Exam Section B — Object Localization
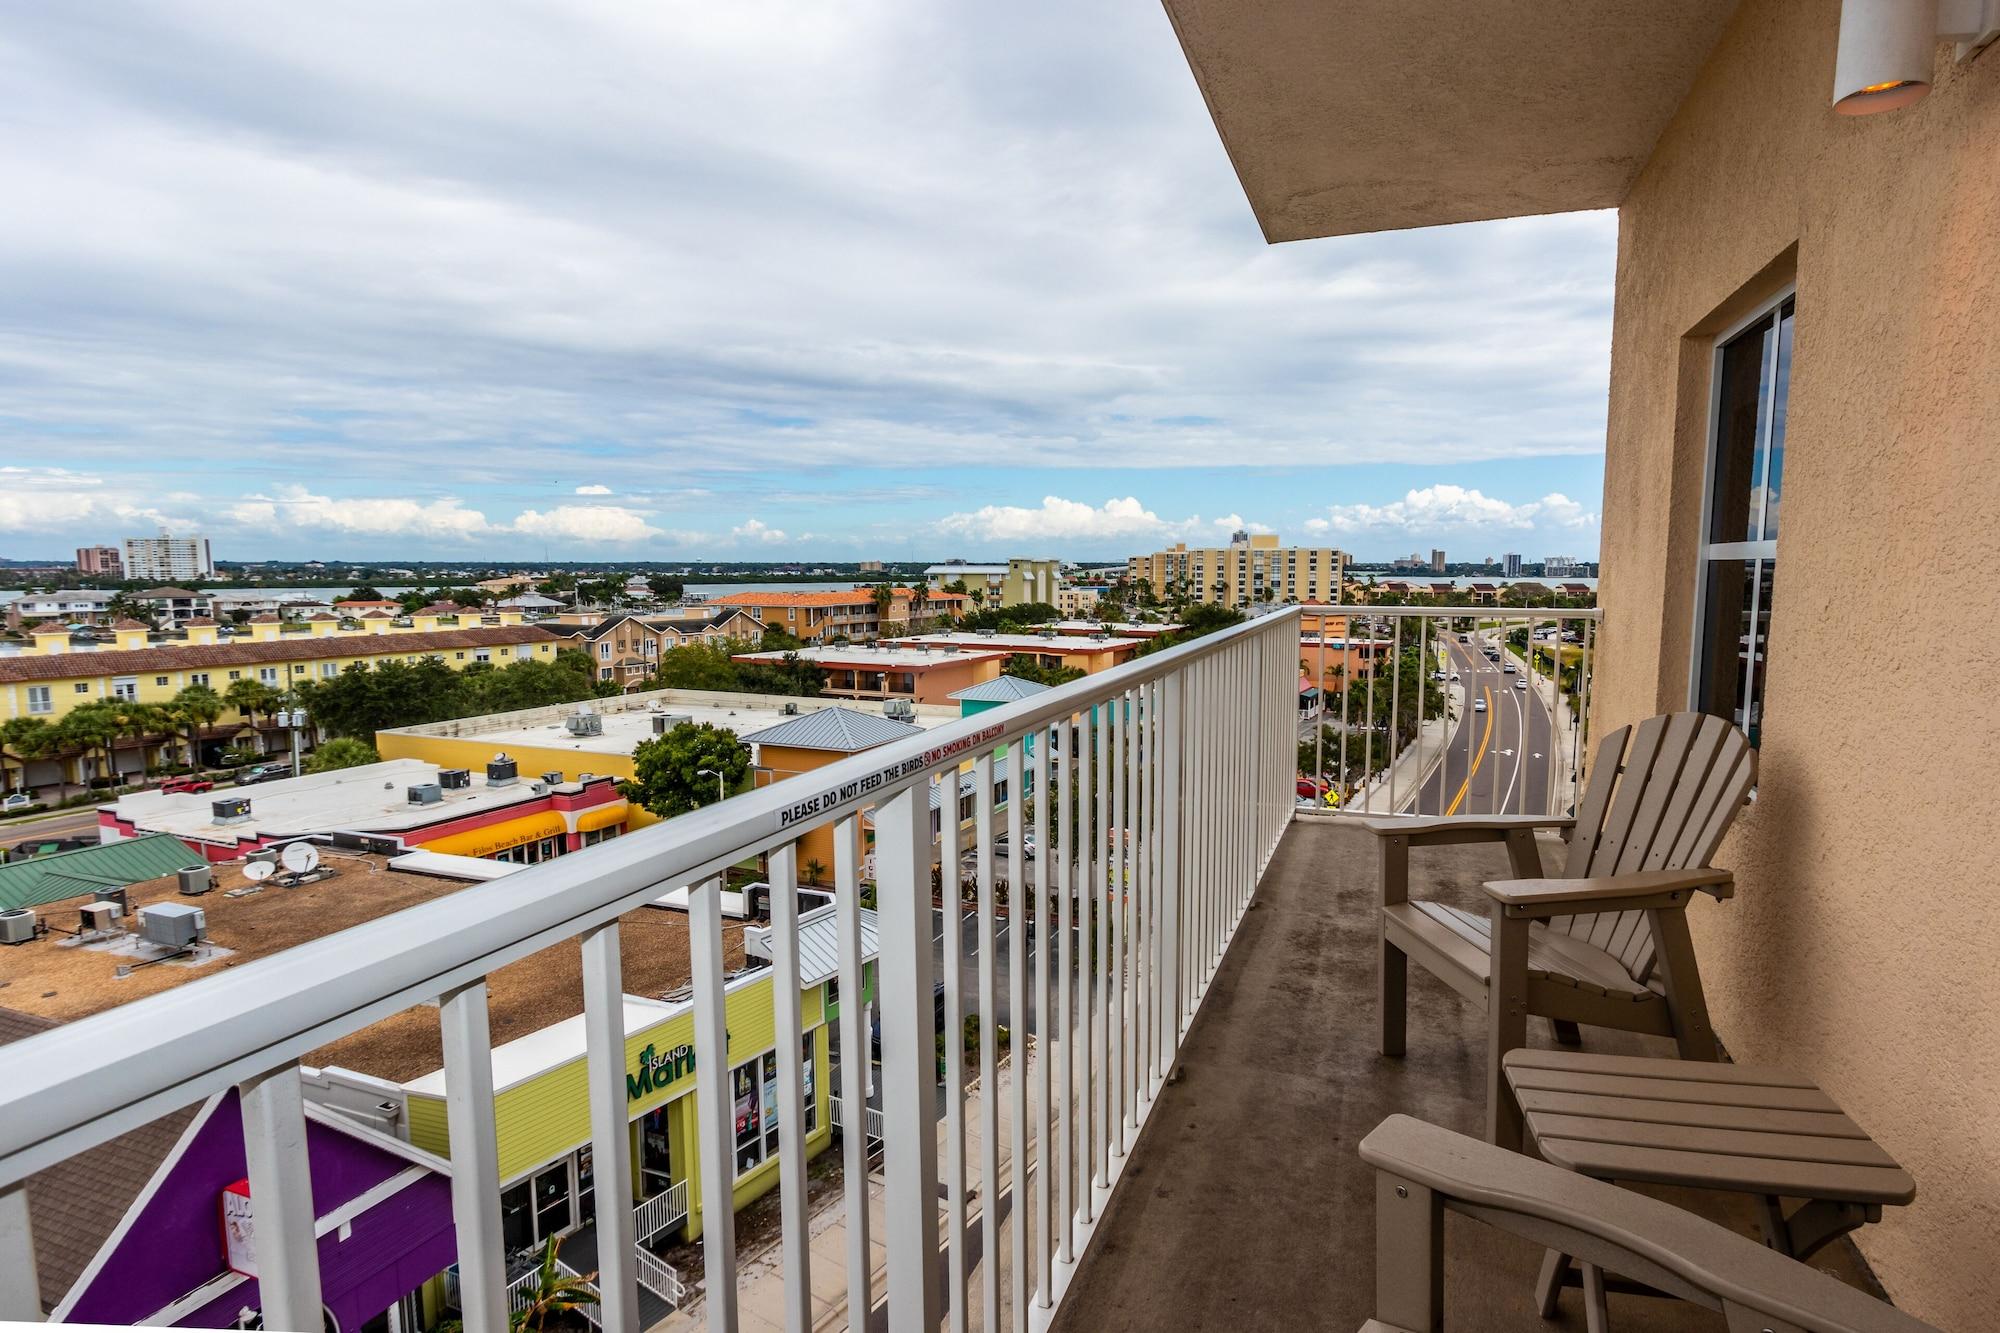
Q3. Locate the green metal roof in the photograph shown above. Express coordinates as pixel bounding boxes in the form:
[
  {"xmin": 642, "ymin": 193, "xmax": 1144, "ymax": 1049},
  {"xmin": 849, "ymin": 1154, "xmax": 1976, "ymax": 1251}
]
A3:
[{"xmin": 0, "ymin": 834, "xmax": 206, "ymax": 912}]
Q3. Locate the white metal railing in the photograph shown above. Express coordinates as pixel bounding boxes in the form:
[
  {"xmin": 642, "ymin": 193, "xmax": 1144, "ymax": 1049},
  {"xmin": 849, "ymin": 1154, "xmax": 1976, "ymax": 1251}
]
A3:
[
  {"xmin": 1300, "ymin": 605, "xmax": 1600, "ymax": 819},
  {"xmin": 634, "ymin": 1179, "xmax": 690, "ymax": 1244},
  {"xmin": 828, "ymin": 1092, "xmax": 885, "ymax": 1143},
  {"xmin": 0, "ymin": 607, "xmax": 1300, "ymax": 1333},
  {"xmin": 636, "ymin": 1246, "xmax": 687, "ymax": 1305}
]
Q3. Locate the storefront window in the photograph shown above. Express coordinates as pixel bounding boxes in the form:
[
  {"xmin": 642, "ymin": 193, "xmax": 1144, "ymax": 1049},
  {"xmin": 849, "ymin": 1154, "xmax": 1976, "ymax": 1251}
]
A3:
[
  {"xmin": 640, "ymin": 1104, "xmax": 674, "ymax": 1199},
  {"xmin": 533, "ymin": 1161, "xmax": 571, "ymax": 1240},
  {"xmin": 733, "ymin": 1058, "xmax": 764, "ymax": 1174},
  {"xmin": 501, "ymin": 1178, "xmax": 535, "ymax": 1255}
]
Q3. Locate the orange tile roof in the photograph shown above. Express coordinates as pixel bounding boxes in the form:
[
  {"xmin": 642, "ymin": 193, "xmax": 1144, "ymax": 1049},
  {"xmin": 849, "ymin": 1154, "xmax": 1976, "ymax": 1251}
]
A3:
[{"xmin": 708, "ymin": 589, "xmax": 877, "ymax": 608}]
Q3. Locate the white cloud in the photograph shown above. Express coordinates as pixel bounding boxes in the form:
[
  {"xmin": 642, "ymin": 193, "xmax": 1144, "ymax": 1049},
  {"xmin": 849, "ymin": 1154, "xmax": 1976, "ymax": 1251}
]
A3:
[
  {"xmin": 1304, "ymin": 486, "xmax": 1598, "ymax": 542},
  {"xmin": 226, "ymin": 485, "xmax": 494, "ymax": 540},
  {"xmin": 513, "ymin": 504, "xmax": 662, "ymax": 543},
  {"xmin": 573, "ymin": 483, "xmax": 612, "ymax": 496},
  {"xmin": 731, "ymin": 519, "xmax": 788, "ymax": 545},
  {"xmin": 937, "ymin": 495, "xmax": 1185, "ymax": 544}
]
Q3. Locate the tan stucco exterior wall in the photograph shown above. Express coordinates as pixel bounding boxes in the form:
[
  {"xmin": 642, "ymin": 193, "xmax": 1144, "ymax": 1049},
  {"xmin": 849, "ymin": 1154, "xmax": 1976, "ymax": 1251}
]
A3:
[{"xmin": 1593, "ymin": 2, "xmax": 2000, "ymax": 1323}]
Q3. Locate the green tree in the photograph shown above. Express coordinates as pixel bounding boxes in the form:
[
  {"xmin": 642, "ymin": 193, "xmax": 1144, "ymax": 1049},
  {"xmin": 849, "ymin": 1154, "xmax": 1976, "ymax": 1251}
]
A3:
[
  {"xmin": 306, "ymin": 737, "xmax": 380, "ymax": 773},
  {"xmin": 224, "ymin": 677, "xmax": 281, "ymax": 721},
  {"xmin": 621, "ymin": 722, "xmax": 751, "ymax": 819},
  {"xmin": 757, "ymin": 624, "xmax": 805, "ymax": 652},
  {"xmin": 641, "ymin": 642, "xmax": 742, "ymax": 692},
  {"xmin": 646, "ymin": 574, "xmax": 684, "ymax": 600},
  {"xmin": 113, "ymin": 702, "xmax": 172, "ymax": 780},
  {"xmin": 57, "ymin": 702, "xmax": 122, "ymax": 785},
  {"xmin": 345, "ymin": 583, "xmax": 384, "ymax": 602},
  {"xmin": 0, "ymin": 717, "xmax": 55, "ymax": 793},
  {"xmin": 169, "ymin": 684, "xmax": 225, "ymax": 767},
  {"xmin": 735, "ymin": 652, "xmax": 826, "ymax": 697},
  {"xmin": 1002, "ymin": 654, "xmax": 1084, "ymax": 687}
]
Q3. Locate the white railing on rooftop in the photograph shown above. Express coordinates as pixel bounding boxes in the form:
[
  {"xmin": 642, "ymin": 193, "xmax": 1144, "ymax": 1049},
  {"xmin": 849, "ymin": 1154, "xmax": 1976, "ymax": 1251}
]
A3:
[
  {"xmin": 0, "ymin": 607, "xmax": 1300, "ymax": 1333},
  {"xmin": 1301, "ymin": 605, "xmax": 1600, "ymax": 818}
]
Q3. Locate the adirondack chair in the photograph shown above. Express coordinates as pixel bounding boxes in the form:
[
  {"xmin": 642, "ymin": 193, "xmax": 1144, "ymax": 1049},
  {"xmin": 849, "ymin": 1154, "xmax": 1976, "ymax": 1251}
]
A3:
[
  {"xmin": 1367, "ymin": 712, "xmax": 1756, "ymax": 1149},
  {"xmin": 1358, "ymin": 1114, "xmax": 1938, "ymax": 1333}
]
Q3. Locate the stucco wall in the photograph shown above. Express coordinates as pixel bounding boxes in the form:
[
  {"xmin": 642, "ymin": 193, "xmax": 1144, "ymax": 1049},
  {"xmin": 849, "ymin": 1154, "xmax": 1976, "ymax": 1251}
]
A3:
[{"xmin": 1594, "ymin": 2, "xmax": 2000, "ymax": 1324}]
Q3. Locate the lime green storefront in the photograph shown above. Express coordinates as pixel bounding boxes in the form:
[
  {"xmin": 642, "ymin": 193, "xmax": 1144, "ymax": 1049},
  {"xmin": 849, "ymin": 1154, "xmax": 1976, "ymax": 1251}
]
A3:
[{"xmin": 402, "ymin": 959, "xmax": 875, "ymax": 1257}]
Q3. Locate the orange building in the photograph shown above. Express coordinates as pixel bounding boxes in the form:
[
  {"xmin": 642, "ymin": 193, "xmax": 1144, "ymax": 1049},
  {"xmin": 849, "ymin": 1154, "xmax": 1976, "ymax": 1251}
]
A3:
[
  {"xmin": 887, "ymin": 631, "xmax": 1142, "ymax": 675},
  {"xmin": 705, "ymin": 589, "xmax": 881, "ymax": 642},
  {"xmin": 732, "ymin": 644, "xmax": 1008, "ymax": 706}
]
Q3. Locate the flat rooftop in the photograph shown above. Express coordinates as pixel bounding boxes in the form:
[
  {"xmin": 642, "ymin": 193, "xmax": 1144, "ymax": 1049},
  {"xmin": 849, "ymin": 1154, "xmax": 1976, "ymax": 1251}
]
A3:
[
  {"xmin": 891, "ymin": 632, "xmax": 1142, "ymax": 652},
  {"xmin": 1050, "ymin": 620, "xmax": 1181, "ymax": 636},
  {"xmin": 104, "ymin": 758, "xmax": 592, "ymax": 844},
  {"xmin": 734, "ymin": 644, "xmax": 1012, "ymax": 670},
  {"xmin": 379, "ymin": 687, "xmax": 959, "ymax": 760}
]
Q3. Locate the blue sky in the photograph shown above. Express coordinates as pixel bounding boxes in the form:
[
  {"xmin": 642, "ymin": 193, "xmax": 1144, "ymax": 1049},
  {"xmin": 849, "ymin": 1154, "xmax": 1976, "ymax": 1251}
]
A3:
[{"xmin": 0, "ymin": 2, "xmax": 1612, "ymax": 564}]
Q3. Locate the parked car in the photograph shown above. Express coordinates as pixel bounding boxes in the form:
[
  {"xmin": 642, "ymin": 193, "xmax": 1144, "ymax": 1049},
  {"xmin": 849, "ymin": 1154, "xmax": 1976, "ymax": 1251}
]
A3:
[
  {"xmin": 237, "ymin": 763, "xmax": 293, "ymax": 785},
  {"xmin": 1296, "ymin": 776, "xmax": 1329, "ymax": 799},
  {"xmin": 160, "ymin": 776, "xmax": 215, "ymax": 795},
  {"xmin": 1449, "ymin": 673, "xmax": 1460, "ymax": 682}
]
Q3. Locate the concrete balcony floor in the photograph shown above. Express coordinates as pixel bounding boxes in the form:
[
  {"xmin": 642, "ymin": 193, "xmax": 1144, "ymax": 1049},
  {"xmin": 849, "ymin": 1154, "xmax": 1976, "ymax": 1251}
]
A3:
[{"xmin": 1050, "ymin": 818, "xmax": 1890, "ymax": 1332}]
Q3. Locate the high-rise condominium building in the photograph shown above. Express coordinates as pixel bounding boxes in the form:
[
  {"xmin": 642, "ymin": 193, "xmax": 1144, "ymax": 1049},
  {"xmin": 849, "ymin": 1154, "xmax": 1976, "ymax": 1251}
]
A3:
[
  {"xmin": 122, "ymin": 532, "xmax": 215, "ymax": 583},
  {"xmin": 1126, "ymin": 532, "xmax": 1346, "ymax": 608},
  {"xmin": 1503, "ymin": 552, "xmax": 1524, "ymax": 577},
  {"xmin": 1430, "ymin": 548, "xmax": 1446, "ymax": 573},
  {"xmin": 74, "ymin": 545, "xmax": 122, "ymax": 577}
]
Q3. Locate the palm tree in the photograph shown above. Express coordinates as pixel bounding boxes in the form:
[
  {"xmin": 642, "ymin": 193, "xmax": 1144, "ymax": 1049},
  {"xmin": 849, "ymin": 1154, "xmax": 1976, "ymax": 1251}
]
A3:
[
  {"xmin": 57, "ymin": 703, "xmax": 121, "ymax": 787},
  {"xmin": 0, "ymin": 717, "xmax": 54, "ymax": 794},
  {"xmin": 514, "ymin": 1237, "xmax": 599, "ymax": 1331},
  {"xmin": 224, "ymin": 677, "xmax": 278, "ymax": 720},
  {"xmin": 170, "ymin": 684, "xmax": 225, "ymax": 768},
  {"xmin": 119, "ymin": 702, "xmax": 173, "ymax": 781}
]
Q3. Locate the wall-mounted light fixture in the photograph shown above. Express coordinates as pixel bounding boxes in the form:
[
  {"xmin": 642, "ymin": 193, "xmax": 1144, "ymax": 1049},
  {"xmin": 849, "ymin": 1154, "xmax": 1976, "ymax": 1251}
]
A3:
[{"xmin": 1834, "ymin": 0, "xmax": 2000, "ymax": 114}]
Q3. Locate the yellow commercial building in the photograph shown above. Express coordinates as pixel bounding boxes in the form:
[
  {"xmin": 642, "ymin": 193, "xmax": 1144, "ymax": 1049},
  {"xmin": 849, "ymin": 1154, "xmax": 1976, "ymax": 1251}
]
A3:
[{"xmin": 1126, "ymin": 533, "xmax": 1345, "ymax": 608}]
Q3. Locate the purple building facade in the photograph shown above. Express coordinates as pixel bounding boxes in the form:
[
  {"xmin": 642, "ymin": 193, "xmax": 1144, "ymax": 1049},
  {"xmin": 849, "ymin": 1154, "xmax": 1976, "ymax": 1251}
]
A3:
[{"xmin": 54, "ymin": 1089, "xmax": 455, "ymax": 1330}]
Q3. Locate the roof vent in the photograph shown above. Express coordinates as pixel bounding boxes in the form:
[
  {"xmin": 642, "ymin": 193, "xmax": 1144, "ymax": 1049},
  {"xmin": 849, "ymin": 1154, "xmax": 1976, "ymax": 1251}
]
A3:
[
  {"xmin": 541, "ymin": 771, "xmax": 564, "ymax": 785},
  {"xmin": 408, "ymin": 783, "xmax": 443, "ymax": 805},
  {"xmin": 781, "ymin": 702, "xmax": 800, "ymax": 715}
]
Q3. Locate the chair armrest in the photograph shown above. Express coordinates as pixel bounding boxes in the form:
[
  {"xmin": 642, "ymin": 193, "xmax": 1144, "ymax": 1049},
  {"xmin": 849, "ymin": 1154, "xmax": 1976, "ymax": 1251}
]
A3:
[
  {"xmin": 1357, "ymin": 1115, "xmax": 1940, "ymax": 1333},
  {"xmin": 1362, "ymin": 814, "xmax": 1575, "ymax": 847},
  {"xmin": 1482, "ymin": 867, "xmax": 1734, "ymax": 916}
]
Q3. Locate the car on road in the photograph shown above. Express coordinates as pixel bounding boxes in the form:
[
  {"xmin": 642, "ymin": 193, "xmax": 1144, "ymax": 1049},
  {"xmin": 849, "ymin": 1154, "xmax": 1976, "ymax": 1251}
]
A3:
[
  {"xmin": 1473, "ymin": 698, "xmax": 1487, "ymax": 713},
  {"xmin": 1515, "ymin": 678, "xmax": 1528, "ymax": 689},
  {"xmin": 160, "ymin": 776, "xmax": 215, "ymax": 795},
  {"xmin": 1296, "ymin": 776, "xmax": 1327, "ymax": 800},
  {"xmin": 1456, "ymin": 634, "xmax": 1468, "ymax": 642},
  {"xmin": 1449, "ymin": 673, "xmax": 1460, "ymax": 682},
  {"xmin": 236, "ymin": 763, "xmax": 294, "ymax": 785},
  {"xmin": 1503, "ymin": 663, "xmax": 1516, "ymax": 674}
]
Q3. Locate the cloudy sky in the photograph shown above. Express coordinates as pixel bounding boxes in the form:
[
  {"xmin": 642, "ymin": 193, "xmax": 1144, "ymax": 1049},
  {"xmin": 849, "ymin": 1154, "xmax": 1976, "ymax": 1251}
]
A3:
[{"xmin": 0, "ymin": 2, "xmax": 1613, "ymax": 564}]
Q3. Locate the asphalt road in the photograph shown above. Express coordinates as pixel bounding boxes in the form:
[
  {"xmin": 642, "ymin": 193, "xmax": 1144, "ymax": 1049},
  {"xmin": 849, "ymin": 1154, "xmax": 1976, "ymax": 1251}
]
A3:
[
  {"xmin": 1411, "ymin": 629, "xmax": 1561, "ymax": 817},
  {"xmin": 0, "ymin": 805, "xmax": 105, "ymax": 847},
  {"xmin": 934, "ymin": 905, "xmax": 1047, "ymax": 1034}
]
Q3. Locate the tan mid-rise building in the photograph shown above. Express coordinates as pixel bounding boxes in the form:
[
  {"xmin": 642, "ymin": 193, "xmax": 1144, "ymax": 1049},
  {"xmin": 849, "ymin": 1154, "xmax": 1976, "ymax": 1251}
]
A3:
[{"xmin": 1126, "ymin": 532, "xmax": 1345, "ymax": 608}]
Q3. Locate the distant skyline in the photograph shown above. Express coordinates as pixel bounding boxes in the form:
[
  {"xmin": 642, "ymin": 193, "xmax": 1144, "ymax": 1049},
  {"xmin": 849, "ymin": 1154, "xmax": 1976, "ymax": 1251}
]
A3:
[{"xmin": 0, "ymin": 4, "xmax": 1610, "ymax": 564}]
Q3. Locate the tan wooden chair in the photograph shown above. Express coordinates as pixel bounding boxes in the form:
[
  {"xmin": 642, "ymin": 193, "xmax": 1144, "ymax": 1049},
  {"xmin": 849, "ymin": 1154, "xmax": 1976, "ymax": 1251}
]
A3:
[
  {"xmin": 1358, "ymin": 1114, "xmax": 1937, "ymax": 1333},
  {"xmin": 1367, "ymin": 712, "xmax": 1755, "ymax": 1148}
]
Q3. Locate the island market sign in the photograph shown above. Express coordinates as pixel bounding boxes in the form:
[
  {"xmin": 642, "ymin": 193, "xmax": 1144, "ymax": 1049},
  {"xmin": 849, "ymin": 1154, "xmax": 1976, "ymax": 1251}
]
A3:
[{"xmin": 628, "ymin": 1042, "xmax": 696, "ymax": 1102}]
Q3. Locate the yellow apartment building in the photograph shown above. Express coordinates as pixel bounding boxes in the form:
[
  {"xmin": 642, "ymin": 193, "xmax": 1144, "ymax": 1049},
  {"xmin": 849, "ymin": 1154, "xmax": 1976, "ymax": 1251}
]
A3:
[{"xmin": 1126, "ymin": 532, "xmax": 1346, "ymax": 608}]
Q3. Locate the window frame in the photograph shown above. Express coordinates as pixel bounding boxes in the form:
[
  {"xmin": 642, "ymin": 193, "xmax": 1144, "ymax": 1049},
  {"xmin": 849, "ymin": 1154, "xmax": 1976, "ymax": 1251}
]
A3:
[{"xmin": 1688, "ymin": 284, "xmax": 1795, "ymax": 746}]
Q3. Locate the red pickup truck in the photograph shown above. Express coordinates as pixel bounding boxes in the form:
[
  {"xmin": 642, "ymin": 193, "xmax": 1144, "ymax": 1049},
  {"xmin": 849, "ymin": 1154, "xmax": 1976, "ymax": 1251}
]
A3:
[{"xmin": 160, "ymin": 776, "xmax": 215, "ymax": 795}]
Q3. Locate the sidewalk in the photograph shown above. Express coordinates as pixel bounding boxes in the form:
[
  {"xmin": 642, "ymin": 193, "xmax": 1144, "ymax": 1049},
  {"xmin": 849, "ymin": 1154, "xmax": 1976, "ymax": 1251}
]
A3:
[{"xmin": 658, "ymin": 1055, "xmax": 1041, "ymax": 1333}]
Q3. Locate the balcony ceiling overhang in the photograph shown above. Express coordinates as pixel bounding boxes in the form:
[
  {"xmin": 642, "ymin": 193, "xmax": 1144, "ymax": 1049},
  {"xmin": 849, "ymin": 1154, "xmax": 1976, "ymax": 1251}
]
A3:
[{"xmin": 1160, "ymin": 0, "xmax": 1742, "ymax": 241}]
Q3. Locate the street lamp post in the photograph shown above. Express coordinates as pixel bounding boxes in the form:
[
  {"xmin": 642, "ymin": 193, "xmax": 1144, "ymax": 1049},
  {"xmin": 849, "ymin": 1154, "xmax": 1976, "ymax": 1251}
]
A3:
[
  {"xmin": 697, "ymin": 767, "xmax": 726, "ymax": 805},
  {"xmin": 278, "ymin": 708, "xmax": 309, "ymax": 772}
]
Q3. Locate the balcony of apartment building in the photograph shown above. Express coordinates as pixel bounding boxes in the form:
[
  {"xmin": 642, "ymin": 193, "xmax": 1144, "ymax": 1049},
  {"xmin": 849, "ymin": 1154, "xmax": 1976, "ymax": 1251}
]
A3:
[{"xmin": 8, "ymin": 589, "xmax": 1960, "ymax": 1333}]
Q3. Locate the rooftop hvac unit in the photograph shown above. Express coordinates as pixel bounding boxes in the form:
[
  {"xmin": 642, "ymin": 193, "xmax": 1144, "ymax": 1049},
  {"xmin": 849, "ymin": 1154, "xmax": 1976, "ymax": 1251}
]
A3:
[
  {"xmin": 540, "ymin": 771, "xmax": 564, "ymax": 785},
  {"xmin": 0, "ymin": 909, "xmax": 35, "ymax": 945},
  {"xmin": 212, "ymin": 796, "xmax": 252, "ymax": 824},
  {"xmin": 566, "ymin": 712, "xmax": 603, "ymax": 737},
  {"xmin": 487, "ymin": 754, "xmax": 519, "ymax": 786},
  {"xmin": 408, "ymin": 783, "xmax": 443, "ymax": 805},
  {"xmin": 177, "ymin": 865, "xmax": 213, "ymax": 896},
  {"xmin": 978, "ymin": 628, "xmax": 996, "ymax": 637},
  {"xmin": 780, "ymin": 702, "xmax": 800, "ymax": 715},
  {"xmin": 80, "ymin": 901, "xmax": 119, "ymax": 933},
  {"xmin": 438, "ymin": 768, "xmax": 472, "ymax": 790},
  {"xmin": 652, "ymin": 714, "xmax": 669, "ymax": 735},
  {"xmin": 883, "ymin": 698, "xmax": 916, "ymax": 721},
  {"xmin": 139, "ymin": 902, "xmax": 206, "ymax": 950}
]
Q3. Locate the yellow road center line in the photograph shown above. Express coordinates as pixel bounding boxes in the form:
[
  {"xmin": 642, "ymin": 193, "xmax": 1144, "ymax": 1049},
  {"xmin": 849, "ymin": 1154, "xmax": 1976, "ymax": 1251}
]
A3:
[{"xmin": 1445, "ymin": 686, "xmax": 1495, "ymax": 815}]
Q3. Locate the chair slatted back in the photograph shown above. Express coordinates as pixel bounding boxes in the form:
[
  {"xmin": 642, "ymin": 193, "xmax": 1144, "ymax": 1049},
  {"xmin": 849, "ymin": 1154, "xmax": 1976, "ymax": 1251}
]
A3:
[{"xmin": 1547, "ymin": 712, "xmax": 1755, "ymax": 983}]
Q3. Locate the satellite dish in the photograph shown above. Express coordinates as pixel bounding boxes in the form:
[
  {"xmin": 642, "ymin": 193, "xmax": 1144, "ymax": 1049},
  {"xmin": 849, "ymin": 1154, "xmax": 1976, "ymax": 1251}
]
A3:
[
  {"xmin": 243, "ymin": 860, "xmax": 276, "ymax": 882},
  {"xmin": 281, "ymin": 843, "xmax": 321, "ymax": 874}
]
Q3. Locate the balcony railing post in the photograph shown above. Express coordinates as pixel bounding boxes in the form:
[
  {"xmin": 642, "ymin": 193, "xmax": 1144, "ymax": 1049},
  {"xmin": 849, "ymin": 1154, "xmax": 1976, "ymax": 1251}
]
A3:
[
  {"xmin": 239, "ymin": 1063, "xmax": 323, "ymax": 1332},
  {"xmin": 942, "ymin": 771, "xmax": 970, "ymax": 1333},
  {"xmin": 689, "ymin": 877, "xmax": 738, "ymax": 1333},
  {"xmin": 1159, "ymin": 672, "xmax": 1182, "ymax": 1072},
  {"xmin": 1007, "ymin": 743, "xmax": 1029, "ymax": 1331},
  {"xmin": 582, "ymin": 922, "xmax": 639, "ymax": 1333},
  {"xmin": 833, "ymin": 816, "xmax": 872, "ymax": 1333},
  {"xmin": 0, "ymin": 1182, "xmax": 37, "ymax": 1324},
  {"xmin": 440, "ymin": 981, "xmax": 507, "ymax": 1333},
  {"xmin": 769, "ymin": 843, "xmax": 813, "ymax": 1333},
  {"xmin": 874, "ymin": 780, "xmax": 942, "ymax": 1331}
]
